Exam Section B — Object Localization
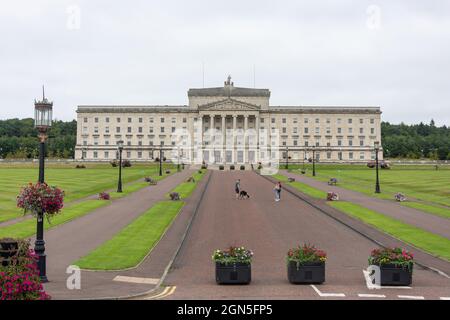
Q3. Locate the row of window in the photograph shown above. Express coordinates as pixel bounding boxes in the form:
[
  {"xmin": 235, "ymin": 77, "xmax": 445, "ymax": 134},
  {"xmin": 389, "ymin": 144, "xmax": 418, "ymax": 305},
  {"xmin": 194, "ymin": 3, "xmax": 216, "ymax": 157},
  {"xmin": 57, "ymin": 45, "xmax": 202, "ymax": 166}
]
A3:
[
  {"xmin": 84, "ymin": 150, "xmax": 375, "ymax": 161},
  {"xmin": 83, "ymin": 116, "xmax": 377, "ymax": 125}
]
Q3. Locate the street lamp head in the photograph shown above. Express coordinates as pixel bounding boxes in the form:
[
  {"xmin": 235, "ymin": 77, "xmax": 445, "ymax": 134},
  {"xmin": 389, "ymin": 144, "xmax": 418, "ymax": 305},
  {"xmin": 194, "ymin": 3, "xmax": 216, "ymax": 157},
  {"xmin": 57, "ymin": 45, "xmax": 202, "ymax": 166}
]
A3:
[
  {"xmin": 34, "ymin": 86, "xmax": 53, "ymax": 133},
  {"xmin": 374, "ymin": 141, "xmax": 380, "ymax": 149},
  {"xmin": 117, "ymin": 140, "xmax": 124, "ymax": 150}
]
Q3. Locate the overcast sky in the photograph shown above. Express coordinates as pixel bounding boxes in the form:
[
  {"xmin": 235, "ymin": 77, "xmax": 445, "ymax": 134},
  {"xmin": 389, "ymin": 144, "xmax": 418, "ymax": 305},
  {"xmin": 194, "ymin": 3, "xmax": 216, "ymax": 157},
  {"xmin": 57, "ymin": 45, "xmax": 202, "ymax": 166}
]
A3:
[{"xmin": 1, "ymin": 0, "xmax": 449, "ymax": 125}]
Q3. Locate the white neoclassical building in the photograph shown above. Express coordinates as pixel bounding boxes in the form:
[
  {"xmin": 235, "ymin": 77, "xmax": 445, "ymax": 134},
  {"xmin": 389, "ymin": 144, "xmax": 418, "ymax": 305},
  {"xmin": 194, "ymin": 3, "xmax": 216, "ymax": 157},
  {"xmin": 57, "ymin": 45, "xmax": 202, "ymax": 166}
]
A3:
[{"xmin": 75, "ymin": 76, "xmax": 382, "ymax": 165}]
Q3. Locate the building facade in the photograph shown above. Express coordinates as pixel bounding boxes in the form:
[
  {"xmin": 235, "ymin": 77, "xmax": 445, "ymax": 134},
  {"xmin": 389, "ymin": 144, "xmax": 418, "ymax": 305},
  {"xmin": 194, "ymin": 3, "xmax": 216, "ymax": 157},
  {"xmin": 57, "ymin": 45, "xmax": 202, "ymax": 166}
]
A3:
[{"xmin": 75, "ymin": 77, "xmax": 382, "ymax": 165}]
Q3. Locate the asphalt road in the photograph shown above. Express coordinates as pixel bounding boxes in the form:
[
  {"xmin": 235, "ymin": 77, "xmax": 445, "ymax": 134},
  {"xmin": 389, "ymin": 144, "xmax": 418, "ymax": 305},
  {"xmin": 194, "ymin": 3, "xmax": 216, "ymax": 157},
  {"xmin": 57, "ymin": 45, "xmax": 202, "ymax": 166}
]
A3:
[{"xmin": 163, "ymin": 171, "xmax": 450, "ymax": 300}]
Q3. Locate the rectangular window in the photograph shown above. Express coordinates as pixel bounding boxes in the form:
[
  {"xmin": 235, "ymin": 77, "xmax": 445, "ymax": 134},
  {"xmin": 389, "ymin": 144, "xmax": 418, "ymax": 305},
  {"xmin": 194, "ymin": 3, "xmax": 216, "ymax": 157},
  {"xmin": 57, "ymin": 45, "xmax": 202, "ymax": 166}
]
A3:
[
  {"xmin": 138, "ymin": 127, "xmax": 143, "ymax": 133},
  {"xmin": 293, "ymin": 140, "xmax": 298, "ymax": 146},
  {"xmin": 127, "ymin": 151, "xmax": 131, "ymax": 158},
  {"xmin": 337, "ymin": 128, "xmax": 342, "ymax": 134},
  {"xmin": 127, "ymin": 127, "xmax": 132, "ymax": 133},
  {"xmin": 359, "ymin": 118, "xmax": 364, "ymax": 124},
  {"xmin": 127, "ymin": 141, "xmax": 131, "ymax": 146},
  {"xmin": 327, "ymin": 152, "xmax": 331, "ymax": 159},
  {"xmin": 360, "ymin": 140, "xmax": 364, "ymax": 146},
  {"xmin": 149, "ymin": 127, "xmax": 153, "ymax": 133},
  {"xmin": 315, "ymin": 118, "xmax": 319, "ymax": 124},
  {"xmin": 349, "ymin": 152, "xmax": 354, "ymax": 159},
  {"xmin": 161, "ymin": 118, "xmax": 165, "ymax": 123},
  {"xmin": 183, "ymin": 118, "xmax": 187, "ymax": 123},
  {"xmin": 116, "ymin": 127, "xmax": 121, "ymax": 133},
  {"xmin": 83, "ymin": 117, "xmax": 88, "ymax": 123},
  {"xmin": 172, "ymin": 117, "xmax": 176, "ymax": 123},
  {"xmin": 304, "ymin": 118, "xmax": 309, "ymax": 124},
  {"xmin": 305, "ymin": 141, "xmax": 309, "ymax": 147},
  {"xmin": 138, "ymin": 152, "xmax": 142, "ymax": 158},
  {"xmin": 271, "ymin": 118, "xmax": 275, "ymax": 124},
  {"xmin": 94, "ymin": 127, "xmax": 98, "ymax": 134},
  {"xmin": 94, "ymin": 117, "xmax": 98, "ymax": 123},
  {"xmin": 338, "ymin": 140, "xmax": 342, "ymax": 146},
  {"xmin": 349, "ymin": 140, "xmax": 353, "ymax": 146},
  {"xmin": 106, "ymin": 117, "xmax": 110, "ymax": 123},
  {"xmin": 93, "ymin": 151, "xmax": 98, "ymax": 159},
  {"xmin": 117, "ymin": 117, "xmax": 121, "ymax": 123},
  {"xmin": 105, "ymin": 127, "xmax": 110, "ymax": 133},
  {"xmin": 138, "ymin": 141, "xmax": 142, "ymax": 146},
  {"xmin": 128, "ymin": 118, "xmax": 132, "ymax": 123},
  {"xmin": 370, "ymin": 118, "xmax": 375, "ymax": 124},
  {"xmin": 139, "ymin": 118, "xmax": 143, "ymax": 123},
  {"xmin": 315, "ymin": 127, "xmax": 320, "ymax": 134},
  {"xmin": 293, "ymin": 118, "xmax": 298, "ymax": 124},
  {"xmin": 150, "ymin": 117, "xmax": 154, "ymax": 123},
  {"xmin": 348, "ymin": 118, "xmax": 353, "ymax": 124},
  {"xmin": 282, "ymin": 118, "xmax": 286, "ymax": 124},
  {"xmin": 349, "ymin": 128, "xmax": 353, "ymax": 134},
  {"xmin": 104, "ymin": 151, "xmax": 109, "ymax": 159},
  {"xmin": 360, "ymin": 152, "xmax": 365, "ymax": 160},
  {"xmin": 282, "ymin": 127, "xmax": 287, "ymax": 134},
  {"xmin": 326, "ymin": 127, "xmax": 331, "ymax": 134},
  {"xmin": 293, "ymin": 127, "xmax": 298, "ymax": 134},
  {"xmin": 172, "ymin": 127, "xmax": 176, "ymax": 133},
  {"xmin": 105, "ymin": 141, "xmax": 109, "ymax": 145},
  {"xmin": 161, "ymin": 127, "xmax": 165, "ymax": 133},
  {"xmin": 304, "ymin": 127, "xmax": 309, "ymax": 134},
  {"xmin": 371, "ymin": 128, "xmax": 375, "ymax": 134},
  {"xmin": 360, "ymin": 128, "xmax": 364, "ymax": 134}
]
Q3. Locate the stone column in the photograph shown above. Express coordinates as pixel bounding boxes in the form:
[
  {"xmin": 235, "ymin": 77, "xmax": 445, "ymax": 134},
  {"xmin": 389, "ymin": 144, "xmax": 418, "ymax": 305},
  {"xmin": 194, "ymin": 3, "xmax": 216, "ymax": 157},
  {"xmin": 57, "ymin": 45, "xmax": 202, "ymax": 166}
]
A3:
[
  {"xmin": 255, "ymin": 114, "xmax": 260, "ymax": 163},
  {"xmin": 244, "ymin": 115, "xmax": 248, "ymax": 164},
  {"xmin": 221, "ymin": 115, "xmax": 226, "ymax": 163},
  {"xmin": 232, "ymin": 115, "xmax": 237, "ymax": 163},
  {"xmin": 209, "ymin": 114, "xmax": 214, "ymax": 163}
]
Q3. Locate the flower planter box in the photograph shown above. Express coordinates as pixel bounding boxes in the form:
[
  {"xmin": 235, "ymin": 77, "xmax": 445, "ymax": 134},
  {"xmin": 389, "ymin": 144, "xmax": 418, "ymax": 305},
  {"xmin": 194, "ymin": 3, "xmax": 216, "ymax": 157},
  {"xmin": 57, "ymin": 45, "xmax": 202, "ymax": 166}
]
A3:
[
  {"xmin": 379, "ymin": 264, "xmax": 413, "ymax": 286},
  {"xmin": 287, "ymin": 261, "xmax": 325, "ymax": 284},
  {"xmin": 216, "ymin": 262, "xmax": 251, "ymax": 285}
]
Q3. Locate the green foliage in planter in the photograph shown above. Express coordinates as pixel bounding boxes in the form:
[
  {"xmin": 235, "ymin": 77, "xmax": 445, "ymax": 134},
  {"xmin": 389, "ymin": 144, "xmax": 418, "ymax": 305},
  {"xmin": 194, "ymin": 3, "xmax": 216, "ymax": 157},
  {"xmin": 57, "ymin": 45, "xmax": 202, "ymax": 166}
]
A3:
[
  {"xmin": 369, "ymin": 247, "xmax": 414, "ymax": 271},
  {"xmin": 286, "ymin": 244, "xmax": 327, "ymax": 266},
  {"xmin": 212, "ymin": 246, "xmax": 253, "ymax": 265}
]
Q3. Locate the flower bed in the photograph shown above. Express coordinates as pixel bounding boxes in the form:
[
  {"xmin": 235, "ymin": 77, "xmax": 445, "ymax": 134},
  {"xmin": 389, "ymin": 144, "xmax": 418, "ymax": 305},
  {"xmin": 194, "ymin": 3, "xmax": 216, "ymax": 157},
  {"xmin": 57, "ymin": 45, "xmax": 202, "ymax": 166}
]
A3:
[
  {"xmin": 17, "ymin": 182, "xmax": 64, "ymax": 220},
  {"xmin": 0, "ymin": 239, "xmax": 50, "ymax": 300},
  {"xmin": 212, "ymin": 246, "xmax": 253, "ymax": 284},
  {"xmin": 98, "ymin": 192, "xmax": 110, "ymax": 200},
  {"xmin": 368, "ymin": 247, "xmax": 414, "ymax": 286},
  {"xmin": 286, "ymin": 244, "xmax": 326, "ymax": 284}
]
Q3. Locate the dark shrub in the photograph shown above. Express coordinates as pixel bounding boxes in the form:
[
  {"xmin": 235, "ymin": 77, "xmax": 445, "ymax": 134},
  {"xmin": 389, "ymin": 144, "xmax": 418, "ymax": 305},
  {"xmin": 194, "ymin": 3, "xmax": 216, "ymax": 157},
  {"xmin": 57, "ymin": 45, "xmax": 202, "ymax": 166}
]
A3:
[
  {"xmin": 240, "ymin": 165, "xmax": 245, "ymax": 170},
  {"xmin": 122, "ymin": 160, "xmax": 132, "ymax": 167},
  {"xmin": 198, "ymin": 170, "xmax": 203, "ymax": 174},
  {"xmin": 219, "ymin": 165, "xmax": 224, "ymax": 170},
  {"xmin": 230, "ymin": 165, "xmax": 235, "ymax": 170},
  {"xmin": 75, "ymin": 164, "xmax": 86, "ymax": 169},
  {"xmin": 110, "ymin": 161, "xmax": 118, "ymax": 167},
  {"xmin": 201, "ymin": 165, "xmax": 207, "ymax": 169},
  {"xmin": 145, "ymin": 177, "xmax": 157, "ymax": 185},
  {"xmin": 165, "ymin": 170, "xmax": 171, "ymax": 174},
  {"xmin": 154, "ymin": 157, "xmax": 160, "ymax": 162}
]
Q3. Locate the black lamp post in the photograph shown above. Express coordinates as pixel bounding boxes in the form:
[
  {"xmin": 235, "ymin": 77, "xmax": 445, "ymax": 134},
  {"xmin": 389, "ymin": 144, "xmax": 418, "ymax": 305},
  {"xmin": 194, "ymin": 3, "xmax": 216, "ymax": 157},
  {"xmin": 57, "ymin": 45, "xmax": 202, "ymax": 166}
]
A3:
[
  {"xmin": 34, "ymin": 86, "xmax": 52, "ymax": 282},
  {"xmin": 159, "ymin": 143, "xmax": 163, "ymax": 176},
  {"xmin": 374, "ymin": 141, "xmax": 381, "ymax": 193},
  {"xmin": 117, "ymin": 140, "xmax": 124, "ymax": 193},
  {"xmin": 312, "ymin": 145, "xmax": 316, "ymax": 177}
]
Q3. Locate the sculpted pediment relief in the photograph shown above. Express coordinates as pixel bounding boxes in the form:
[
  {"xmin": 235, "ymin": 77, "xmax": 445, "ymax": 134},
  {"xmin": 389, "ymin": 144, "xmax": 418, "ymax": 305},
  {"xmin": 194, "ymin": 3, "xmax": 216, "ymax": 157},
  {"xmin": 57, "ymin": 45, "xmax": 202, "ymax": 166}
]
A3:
[{"xmin": 198, "ymin": 98, "xmax": 261, "ymax": 111}]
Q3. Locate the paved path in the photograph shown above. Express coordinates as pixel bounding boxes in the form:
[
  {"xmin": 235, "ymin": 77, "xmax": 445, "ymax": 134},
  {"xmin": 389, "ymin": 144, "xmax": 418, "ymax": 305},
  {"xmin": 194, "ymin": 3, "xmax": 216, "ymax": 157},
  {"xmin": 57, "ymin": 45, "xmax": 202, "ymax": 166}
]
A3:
[
  {"xmin": 162, "ymin": 171, "xmax": 450, "ymax": 300},
  {"xmin": 281, "ymin": 170, "xmax": 450, "ymax": 239},
  {"xmin": 42, "ymin": 169, "xmax": 195, "ymax": 299}
]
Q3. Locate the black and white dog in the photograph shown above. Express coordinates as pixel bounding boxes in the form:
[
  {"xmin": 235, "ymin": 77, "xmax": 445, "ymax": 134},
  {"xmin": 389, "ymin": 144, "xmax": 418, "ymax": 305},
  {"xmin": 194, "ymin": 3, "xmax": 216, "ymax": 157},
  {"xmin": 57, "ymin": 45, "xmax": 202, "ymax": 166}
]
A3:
[{"xmin": 239, "ymin": 190, "xmax": 250, "ymax": 199}]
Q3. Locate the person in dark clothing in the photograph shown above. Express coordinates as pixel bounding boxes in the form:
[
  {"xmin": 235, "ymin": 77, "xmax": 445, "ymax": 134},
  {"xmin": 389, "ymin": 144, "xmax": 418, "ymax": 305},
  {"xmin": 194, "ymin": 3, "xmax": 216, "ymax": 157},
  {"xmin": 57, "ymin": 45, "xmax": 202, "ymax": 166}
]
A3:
[{"xmin": 235, "ymin": 179, "xmax": 241, "ymax": 199}]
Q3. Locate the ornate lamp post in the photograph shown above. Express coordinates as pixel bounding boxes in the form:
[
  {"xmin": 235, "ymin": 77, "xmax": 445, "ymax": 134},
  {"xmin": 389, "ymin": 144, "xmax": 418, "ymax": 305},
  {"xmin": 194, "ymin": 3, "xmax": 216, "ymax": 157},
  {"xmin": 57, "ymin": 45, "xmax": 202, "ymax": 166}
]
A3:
[
  {"xmin": 312, "ymin": 145, "xmax": 316, "ymax": 177},
  {"xmin": 159, "ymin": 142, "xmax": 163, "ymax": 176},
  {"xmin": 34, "ymin": 86, "xmax": 52, "ymax": 282},
  {"xmin": 117, "ymin": 140, "xmax": 124, "ymax": 193},
  {"xmin": 374, "ymin": 141, "xmax": 381, "ymax": 193}
]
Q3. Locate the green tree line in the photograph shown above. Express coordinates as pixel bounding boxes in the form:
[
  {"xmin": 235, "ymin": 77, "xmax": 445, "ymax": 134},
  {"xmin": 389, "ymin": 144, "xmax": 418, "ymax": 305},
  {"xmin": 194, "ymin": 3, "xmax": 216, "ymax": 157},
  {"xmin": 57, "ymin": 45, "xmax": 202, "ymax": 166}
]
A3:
[
  {"xmin": 0, "ymin": 118, "xmax": 76, "ymax": 159},
  {"xmin": 0, "ymin": 118, "xmax": 449, "ymax": 160}
]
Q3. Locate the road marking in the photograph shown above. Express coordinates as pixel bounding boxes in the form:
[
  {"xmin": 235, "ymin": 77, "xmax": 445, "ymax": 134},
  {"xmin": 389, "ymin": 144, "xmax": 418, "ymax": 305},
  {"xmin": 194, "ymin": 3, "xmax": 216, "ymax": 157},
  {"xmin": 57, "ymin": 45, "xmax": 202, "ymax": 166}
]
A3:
[
  {"xmin": 398, "ymin": 295, "xmax": 425, "ymax": 300},
  {"xmin": 144, "ymin": 286, "xmax": 176, "ymax": 300},
  {"xmin": 358, "ymin": 293, "xmax": 386, "ymax": 298},
  {"xmin": 440, "ymin": 297, "xmax": 450, "ymax": 300},
  {"xmin": 113, "ymin": 275, "xmax": 159, "ymax": 285},
  {"xmin": 363, "ymin": 270, "xmax": 411, "ymax": 290},
  {"xmin": 310, "ymin": 285, "xmax": 346, "ymax": 298}
]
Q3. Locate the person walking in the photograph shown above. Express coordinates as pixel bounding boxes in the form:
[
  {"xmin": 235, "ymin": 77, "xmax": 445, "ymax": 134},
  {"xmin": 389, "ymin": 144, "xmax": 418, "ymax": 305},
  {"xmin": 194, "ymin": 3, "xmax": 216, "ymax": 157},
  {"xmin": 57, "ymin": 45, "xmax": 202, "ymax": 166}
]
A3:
[
  {"xmin": 274, "ymin": 182, "xmax": 282, "ymax": 202},
  {"xmin": 235, "ymin": 179, "xmax": 241, "ymax": 199}
]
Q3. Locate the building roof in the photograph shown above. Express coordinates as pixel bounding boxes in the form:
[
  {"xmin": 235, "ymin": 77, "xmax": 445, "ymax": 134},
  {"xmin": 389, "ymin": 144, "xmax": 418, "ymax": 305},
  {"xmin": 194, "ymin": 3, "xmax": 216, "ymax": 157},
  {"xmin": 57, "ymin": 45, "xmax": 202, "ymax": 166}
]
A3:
[{"xmin": 188, "ymin": 86, "xmax": 270, "ymax": 97}]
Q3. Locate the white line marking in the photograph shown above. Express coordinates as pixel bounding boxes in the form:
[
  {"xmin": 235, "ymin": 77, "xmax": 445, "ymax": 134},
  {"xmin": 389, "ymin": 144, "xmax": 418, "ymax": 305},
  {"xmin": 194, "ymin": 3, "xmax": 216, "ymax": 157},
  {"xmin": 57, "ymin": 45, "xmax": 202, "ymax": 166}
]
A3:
[
  {"xmin": 113, "ymin": 276, "xmax": 159, "ymax": 285},
  {"xmin": 363, "ymin": 270, "xmax": 411, "ymax": 290},
  {"xmin": 358, "ymin": 293, "xmax": 386, "ymax": 298},
  {"xmin": 398, "ymin": 295, "xmax": 425, "ymax": 300},
  {"xmin": 310, "ymin": 285, "xmax": 346, "ymax": 297},
  {"xmin": 440, "ymin": 297, "xmax": 450, "ymax": 300}
]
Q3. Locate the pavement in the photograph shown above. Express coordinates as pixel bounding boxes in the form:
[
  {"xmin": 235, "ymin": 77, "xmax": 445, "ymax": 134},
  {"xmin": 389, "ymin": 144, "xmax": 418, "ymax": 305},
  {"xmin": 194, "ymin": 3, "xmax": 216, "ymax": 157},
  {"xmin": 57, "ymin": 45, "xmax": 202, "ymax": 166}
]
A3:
[
  {"xmin": 160, "ymin": 171, "xmax": 450, "ymax": 300},
  {"xmin": 42, "ymin": 169, "xmax": 197, "ymax": 299},
  {"xmin": 280, "ymin": 170, "xmax": 450, "ymax": 239}
]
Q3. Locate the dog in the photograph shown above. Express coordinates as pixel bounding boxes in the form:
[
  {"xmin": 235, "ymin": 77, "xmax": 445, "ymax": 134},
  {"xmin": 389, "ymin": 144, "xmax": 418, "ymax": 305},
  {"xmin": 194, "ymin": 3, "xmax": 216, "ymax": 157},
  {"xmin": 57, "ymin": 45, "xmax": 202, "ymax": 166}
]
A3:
[{"xmin": 239, "ymin": 190, "xmax": 250, "ymax": 199}]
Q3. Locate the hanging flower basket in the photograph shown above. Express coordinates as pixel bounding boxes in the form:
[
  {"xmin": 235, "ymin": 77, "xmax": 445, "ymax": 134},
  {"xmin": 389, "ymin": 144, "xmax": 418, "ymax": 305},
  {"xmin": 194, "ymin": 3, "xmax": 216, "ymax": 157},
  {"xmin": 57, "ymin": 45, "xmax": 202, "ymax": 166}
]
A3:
[{"xmin": 16, "ymin": 182, "xmax": 64, "ymax": 220}]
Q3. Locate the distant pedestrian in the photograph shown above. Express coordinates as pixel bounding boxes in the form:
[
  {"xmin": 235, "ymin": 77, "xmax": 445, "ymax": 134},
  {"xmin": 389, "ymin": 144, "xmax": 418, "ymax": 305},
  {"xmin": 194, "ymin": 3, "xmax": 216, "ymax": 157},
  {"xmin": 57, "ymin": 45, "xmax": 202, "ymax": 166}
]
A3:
[
  {"xmin": 235, "ymin": 179, "xmax": 241, "ymax": 199},
  {"xmin": 274, "ymin": 182, "xmax": 282, "ymax": 202}
]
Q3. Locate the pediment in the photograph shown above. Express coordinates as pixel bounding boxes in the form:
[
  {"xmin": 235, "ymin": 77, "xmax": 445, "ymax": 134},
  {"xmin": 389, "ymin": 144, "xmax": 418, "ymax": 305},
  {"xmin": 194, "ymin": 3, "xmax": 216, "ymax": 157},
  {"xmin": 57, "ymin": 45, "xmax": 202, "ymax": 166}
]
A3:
[{"xmin": 198, "ymin": 98, "xmax": 261, "ymax": 111}]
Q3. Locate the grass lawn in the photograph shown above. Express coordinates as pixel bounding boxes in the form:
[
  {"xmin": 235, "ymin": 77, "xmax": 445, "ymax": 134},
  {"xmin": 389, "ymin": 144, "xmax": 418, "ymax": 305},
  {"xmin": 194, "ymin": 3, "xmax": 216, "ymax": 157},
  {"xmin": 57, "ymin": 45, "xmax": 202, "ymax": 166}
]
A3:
[
  {"xmin": 75, "ymin": 201, "xmax": 184, "ymax": 270},
  {"xmin": 75, "ymin": 169, "xmax": 207, "ymax": 270},
  {"xmin": 272, "ymin": 174, "xmax": 327, "ymax": 199},
  {"xmin": 329, "ymin": 201, "xmax": 450, "ymax": 261},
  {"xmin": 0, "ymin": 163, "xmax": 174, "ymax": 223},
  {"xmin": 0, "ymin": 200, "xmax": 109, "ymax": 239},
  {"xmin": 286, "ymin": 164, "xmax": 450, "ymax": 215},
  {"xmin": 168, "ymin": 170, "xmax": 206, "ymax": 199},
  {"xmin": 401, "ymin": 202, "xmax": 450, "ymax": 219}
]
